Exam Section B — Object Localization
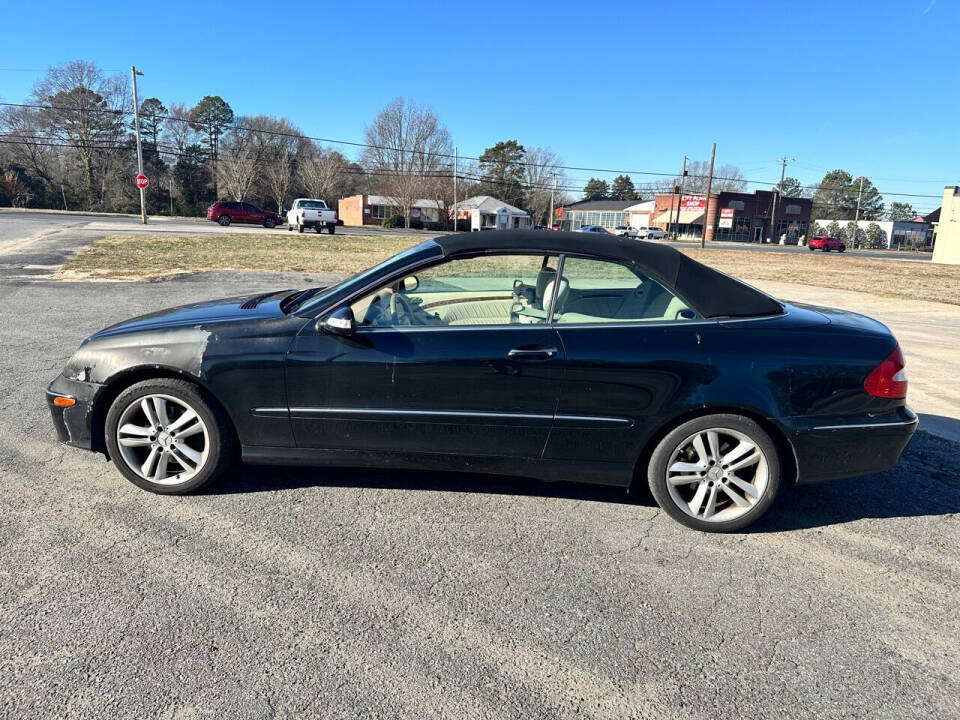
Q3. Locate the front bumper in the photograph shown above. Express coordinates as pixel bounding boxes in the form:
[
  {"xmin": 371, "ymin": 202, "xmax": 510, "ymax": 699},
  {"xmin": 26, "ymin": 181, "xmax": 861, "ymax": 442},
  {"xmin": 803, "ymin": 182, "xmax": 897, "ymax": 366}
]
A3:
[
  {"xmin": 46, "ymin": 375, "xmax": 102, "ymax": 450},
  {"xmin": 789, "ymin": 406, "xmax": 918, "ymax": 484}
]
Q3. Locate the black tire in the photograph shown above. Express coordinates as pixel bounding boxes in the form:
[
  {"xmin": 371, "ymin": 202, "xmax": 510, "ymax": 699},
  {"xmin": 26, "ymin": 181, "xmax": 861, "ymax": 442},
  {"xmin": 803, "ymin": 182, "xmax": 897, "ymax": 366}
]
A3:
[
  {"xmin": 297, "ymin": 223, "xmax": 304, "ymax": 233},
  {"xmin": 287, "ymin": 223, "xmax": 293, "ymax": 231},
  {"xmin": 328, "ymin": 225, "xmax": 335, "ymax": 234},
  {"xmin": 104, "ymin": 378, "xmax": 235, "ymax": 495},
  {"xmin": 264, "ymin": 218, "xmax": 276, "ymax": 229},
  {"xmin": 218, "ymin": 215, "xmax": 231, "ymax": 226},
  {"xmin": 808, "ymin": 246, "xmax": 815, "ymax": 251},
  {"xmin": 647, "ymin": 414, "xmax": 781, "ymax": 532},
  {"xmin": 823, "ymin": 246, "xmax": 829, "ymax": 252},
  {"xmin": 839, "ymin": 245, "xmax": 846, "ymax": 253}
]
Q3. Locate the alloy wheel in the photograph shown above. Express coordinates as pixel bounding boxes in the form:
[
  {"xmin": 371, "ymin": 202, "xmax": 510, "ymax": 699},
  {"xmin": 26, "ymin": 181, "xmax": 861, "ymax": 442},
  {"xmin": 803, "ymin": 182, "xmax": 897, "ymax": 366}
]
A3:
[
  {"xmin": 665, "ymin": 427, "xmax": 769, "ymax": 523},
  {"xmin": 115, "ymin": 393, "xmax": 210, "ymax": 485}
]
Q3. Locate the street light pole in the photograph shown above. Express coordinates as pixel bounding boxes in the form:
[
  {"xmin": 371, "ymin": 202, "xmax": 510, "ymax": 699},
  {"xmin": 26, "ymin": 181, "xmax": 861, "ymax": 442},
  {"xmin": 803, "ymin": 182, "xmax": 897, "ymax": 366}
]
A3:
[
  {"xmin": 131, "ymin": 65, "xmax": 147, "ymax": 224},
  {"xmin": 700, "ymin": 143, "xmax": 716, "ymax": 249},
  {"xmin": 549, "ymin": 173, "xmax": 557, "ymax": 230},
  {"xmin": 851, "ymin": 175, "xmax": 864, "ymax": 247},
  {"xmin": 769, "ymin": 156, "xmax": 793, "ymax": 245},
  {"xmin": 452, "ymin": 146, "xmax": 458, "ymax": 231},
  {"xmin": 670, "ymin": 155, "xmax": 687, "ymax": 242}
]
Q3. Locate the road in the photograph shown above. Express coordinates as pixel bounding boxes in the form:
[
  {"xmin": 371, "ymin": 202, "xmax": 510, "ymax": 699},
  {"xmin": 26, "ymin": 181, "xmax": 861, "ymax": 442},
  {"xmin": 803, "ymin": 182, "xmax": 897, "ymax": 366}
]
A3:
[
  {"xmin": 0, "ymin": 210, "xmax": 444, "ymax": 280},
  {"xmin": 0, "ymin": 214, "xmax": 958, "ymax": 718}
]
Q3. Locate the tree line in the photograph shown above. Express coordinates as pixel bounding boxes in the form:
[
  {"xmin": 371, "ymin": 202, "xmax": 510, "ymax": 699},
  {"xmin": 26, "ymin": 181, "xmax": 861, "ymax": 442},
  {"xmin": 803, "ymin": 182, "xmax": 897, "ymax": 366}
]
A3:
[
  {"xmin": 0, "ymin": 61, "xmax": 922, "ymax": 226},
  {"xmin": 0, "ymin": 61, "xmax": 572, "ymax": 227}
]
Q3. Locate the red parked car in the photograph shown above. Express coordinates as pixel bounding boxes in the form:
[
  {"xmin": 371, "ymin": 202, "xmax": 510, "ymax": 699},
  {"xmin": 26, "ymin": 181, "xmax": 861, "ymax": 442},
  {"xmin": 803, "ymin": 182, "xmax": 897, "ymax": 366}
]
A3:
[
  {"xmin": 207, "ymin": 201, "xmax": 283, "ymax": 228},
  {"xmin": 808, "ymin": 235, "xmax": 846, "ymax": 252}
]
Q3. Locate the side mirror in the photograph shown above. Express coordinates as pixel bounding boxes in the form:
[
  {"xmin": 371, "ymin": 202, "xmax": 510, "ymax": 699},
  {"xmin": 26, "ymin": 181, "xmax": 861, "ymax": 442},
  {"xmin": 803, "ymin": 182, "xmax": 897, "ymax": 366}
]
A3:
[
  {"xmin": 399, "ymin": 275, "xmax": 419, "ymax": 292},
  {"xmin": 321, "ymin": 306, "xmax": 355, "ymax": 335}
]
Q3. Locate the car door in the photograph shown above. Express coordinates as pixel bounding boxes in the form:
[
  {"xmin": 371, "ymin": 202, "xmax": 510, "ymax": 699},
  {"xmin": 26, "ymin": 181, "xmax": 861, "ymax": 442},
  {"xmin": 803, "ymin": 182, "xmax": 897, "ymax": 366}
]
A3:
[
  {"xmin": 285, "ymin": 253, "xmax": 565, "ymax": 458},
  {"xmin": 545, "ymin": 255, "xmax": 712, "ymax": 469},
  {"xmin": 241, "ymin": 202, "xmax": 262, "ymax": 224}
]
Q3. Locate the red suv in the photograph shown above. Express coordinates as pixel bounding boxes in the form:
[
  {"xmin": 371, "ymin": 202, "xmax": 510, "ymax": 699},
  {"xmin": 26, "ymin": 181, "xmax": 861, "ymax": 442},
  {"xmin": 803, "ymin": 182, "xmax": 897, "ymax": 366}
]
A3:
[
  {"xmin": 808, "ymin": 236, "xmax": 846, "ymax": 252},
  {"xmin": 207, "ymin": 201, "xmax": 282, "ymax": 228}
]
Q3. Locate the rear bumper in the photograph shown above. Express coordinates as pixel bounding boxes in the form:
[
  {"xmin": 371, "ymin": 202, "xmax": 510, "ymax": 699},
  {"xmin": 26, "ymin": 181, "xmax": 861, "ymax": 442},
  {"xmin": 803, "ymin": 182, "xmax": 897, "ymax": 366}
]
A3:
[
  {"xmin": 46, "ymin": 375, "xmax": 101, "ymax": 450},
  {"xmin": 788, "ymin": 407, "xmax": 918, "ymax": 483}
]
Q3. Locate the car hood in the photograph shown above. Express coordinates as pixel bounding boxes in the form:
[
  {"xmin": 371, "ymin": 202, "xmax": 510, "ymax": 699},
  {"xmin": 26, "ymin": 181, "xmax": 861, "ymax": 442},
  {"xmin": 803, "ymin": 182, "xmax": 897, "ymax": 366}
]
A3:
[{"xmin": 89, "ymin": 290, "xmax": 295, "ymax": 340}]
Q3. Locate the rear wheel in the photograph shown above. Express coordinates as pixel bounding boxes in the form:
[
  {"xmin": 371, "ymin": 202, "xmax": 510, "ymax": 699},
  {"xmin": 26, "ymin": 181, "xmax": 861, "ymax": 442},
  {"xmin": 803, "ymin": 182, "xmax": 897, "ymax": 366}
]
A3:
[
  {"xmin": 297, "ymin": 223, "xmax": 304, "ymax": 233},
  {"xmin": 218, "ymin": 215, "xmax": 231, "ymax": 226},
  {"xmin": 328, "ymin": 225, "xmax": 335, "ymax": 234},
  {"xmin": 647, "ymin": 414, "xmax": 781, "ymax": 532},
  {"xmin": 105, "ymin": 378, "xmax": 235, "ymax": 494}
]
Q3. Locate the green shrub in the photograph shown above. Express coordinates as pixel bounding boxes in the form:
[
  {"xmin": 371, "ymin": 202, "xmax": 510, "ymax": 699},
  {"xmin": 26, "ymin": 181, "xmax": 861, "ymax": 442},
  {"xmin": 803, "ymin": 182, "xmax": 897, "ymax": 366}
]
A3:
[{"xmin": 381, "ymin": 214, "xmax": 406, "ymax": 228}]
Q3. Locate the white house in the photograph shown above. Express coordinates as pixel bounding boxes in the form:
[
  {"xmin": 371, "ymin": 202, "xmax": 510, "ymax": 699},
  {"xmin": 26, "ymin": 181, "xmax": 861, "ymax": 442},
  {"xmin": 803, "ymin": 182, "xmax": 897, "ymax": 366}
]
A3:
[
  {"xmin": 624, "ymin": 200, "xmax": 656, "ymax": 229},
  {"xmin": 453, "ymin": 195, "xmax": 531, "ymax": 231}
]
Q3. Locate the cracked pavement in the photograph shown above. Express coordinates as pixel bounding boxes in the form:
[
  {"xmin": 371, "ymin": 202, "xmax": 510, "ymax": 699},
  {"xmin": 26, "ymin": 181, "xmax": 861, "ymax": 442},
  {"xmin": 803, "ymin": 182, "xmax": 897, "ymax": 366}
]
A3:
[{"xmin": 1, "ymin": 268, "xmax": 959, "ymax": 719}]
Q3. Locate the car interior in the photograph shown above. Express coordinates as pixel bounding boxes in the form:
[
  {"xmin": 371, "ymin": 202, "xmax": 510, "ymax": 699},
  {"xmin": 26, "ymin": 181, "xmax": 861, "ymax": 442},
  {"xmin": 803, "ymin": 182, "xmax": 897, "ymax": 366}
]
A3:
[{"xmin": 350, "ymin": 254, "xmax": 699, "ymax": 327}]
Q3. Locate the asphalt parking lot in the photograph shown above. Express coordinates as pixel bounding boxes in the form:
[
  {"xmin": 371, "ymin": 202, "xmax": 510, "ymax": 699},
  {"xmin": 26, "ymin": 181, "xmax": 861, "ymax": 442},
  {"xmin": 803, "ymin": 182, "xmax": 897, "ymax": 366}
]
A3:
[{"xmin": 1, "ymin": 213, "xmax": 958, "ymax": 718}]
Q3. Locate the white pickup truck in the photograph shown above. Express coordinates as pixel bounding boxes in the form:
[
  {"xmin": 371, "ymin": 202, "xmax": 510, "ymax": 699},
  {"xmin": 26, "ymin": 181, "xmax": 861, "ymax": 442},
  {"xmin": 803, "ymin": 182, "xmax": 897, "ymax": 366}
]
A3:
[{"xmin": 286, "ymin": 198, "xmax": 337, "ymax": 234}]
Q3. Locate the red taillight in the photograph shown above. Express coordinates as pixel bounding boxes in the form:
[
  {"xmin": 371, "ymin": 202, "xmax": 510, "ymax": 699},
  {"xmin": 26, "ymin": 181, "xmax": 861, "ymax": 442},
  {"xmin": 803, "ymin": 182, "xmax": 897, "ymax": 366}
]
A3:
[{"xmin": 864, "ymin": 346, "xmax": 907, "ymax": 398}]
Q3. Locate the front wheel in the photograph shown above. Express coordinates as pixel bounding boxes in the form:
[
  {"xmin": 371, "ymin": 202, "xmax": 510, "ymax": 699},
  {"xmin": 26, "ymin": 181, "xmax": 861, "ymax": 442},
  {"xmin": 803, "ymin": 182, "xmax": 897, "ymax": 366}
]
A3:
[
  {"xmin": 264, "ymin": 218, "xmax": 276, "ymax": 229},
  {"xmin": 647, "ymin": 414, "xmax": 781, "ymax": 532},
  {"xmin": 839, "ymin": 245, "xmax": 846, "ymax": 253},
  {"xmin": 328, "ymin": 225, "xmax": 335, "ymax": 234},
  {"xmin": 218, "ymin": 215, "xmax": 231, "ymax": 226},
  {"xmin": 808, "ymin": 246, "xmax": 815, "ymax": 251},
  {"xmin": 105, "ymin": 378, "xmax": 235, "ymax": 494}
]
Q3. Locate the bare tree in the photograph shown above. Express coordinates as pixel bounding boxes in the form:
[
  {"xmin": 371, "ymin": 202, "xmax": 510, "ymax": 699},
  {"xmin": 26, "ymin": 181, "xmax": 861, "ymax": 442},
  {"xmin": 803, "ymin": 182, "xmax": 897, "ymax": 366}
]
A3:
[
  {"xmin": 0, "ymin": 105, "xmax": 60, "ymax": 190},
  {"xmin": 361, "ymin": 98, "xmax": 452, "ymax": 228},
  {"xmin": 32, "ymin": 60, "xmax": 129, "ymax": 208},
  {"xmin": 523, "ymin": 147, "xmax": 565, "ymax": 225},
  {"xmin": 164, "ymin": 103, "xmax": 196, "ymax": 154},
  {"xmin": 299, "ymin": 144, "xmax": 352, "ymax": 202},
  {"xmin": 678, "ymin": 160, "xmax": 747, "ymax": 195},
  {"xmin": 216, "ymin": 115, "xmax": 279, "ymax": 201}
]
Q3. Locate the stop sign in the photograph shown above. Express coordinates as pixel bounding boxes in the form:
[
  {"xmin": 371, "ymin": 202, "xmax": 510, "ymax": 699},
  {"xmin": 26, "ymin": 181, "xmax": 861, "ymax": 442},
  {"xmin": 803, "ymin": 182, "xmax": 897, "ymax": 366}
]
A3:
[{"xmin": 135, "ymin": 174, "xmax": 149, "ymax": 189}]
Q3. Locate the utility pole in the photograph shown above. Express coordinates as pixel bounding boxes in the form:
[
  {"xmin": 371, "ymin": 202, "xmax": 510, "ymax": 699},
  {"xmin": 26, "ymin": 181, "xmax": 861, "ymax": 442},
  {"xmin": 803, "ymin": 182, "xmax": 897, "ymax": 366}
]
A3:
[
  {"xmin": 548, "ymin": 173, "xmax": 557, "ymax": 230},
  {"xmin": 700, "ymin": 143, "xmax": 716, "ymax": 249},
  {"xmin": 769, "ymin": 156, "xmax": 792, "ymax": 245},
  {"xmin": 452, "ymin": 146, "xmax": 458, "ymax": 231},
  {"xmin": 670, "ymin": 155, "xmax": 687, "ymax": 242},
  {"xmin": 131, "ymin": 66, "xmax": 147, "ymax": 224},
  {"xmin": 851, "ymin": 175, "xmax": 864, "ymax": 247}
]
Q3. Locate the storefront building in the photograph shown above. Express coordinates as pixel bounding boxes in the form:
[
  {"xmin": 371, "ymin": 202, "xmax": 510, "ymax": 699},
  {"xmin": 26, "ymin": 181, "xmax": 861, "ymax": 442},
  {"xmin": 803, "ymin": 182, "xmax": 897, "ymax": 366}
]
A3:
[{"xmin": 710, "ymin": 191, "xmax": 812, "ymax": 244}]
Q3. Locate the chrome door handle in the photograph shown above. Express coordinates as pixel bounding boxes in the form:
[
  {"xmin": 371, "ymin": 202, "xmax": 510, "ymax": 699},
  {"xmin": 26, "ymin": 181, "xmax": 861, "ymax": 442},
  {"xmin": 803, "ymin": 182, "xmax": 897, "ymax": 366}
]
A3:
[{"xmin": 507, "ymin": 347, "xmax": 558, "ymax": 360}]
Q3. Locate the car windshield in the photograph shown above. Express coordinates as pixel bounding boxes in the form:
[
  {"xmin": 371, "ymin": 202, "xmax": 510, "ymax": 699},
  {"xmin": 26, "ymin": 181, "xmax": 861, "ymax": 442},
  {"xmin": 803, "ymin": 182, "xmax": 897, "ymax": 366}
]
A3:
[
  {"xmin": 298, "ymin": 201, "xmax": 326, "ymax": 209},
  {"xmin": 288, "ymin": 241, "xmax": 441, "ymax": 314}
]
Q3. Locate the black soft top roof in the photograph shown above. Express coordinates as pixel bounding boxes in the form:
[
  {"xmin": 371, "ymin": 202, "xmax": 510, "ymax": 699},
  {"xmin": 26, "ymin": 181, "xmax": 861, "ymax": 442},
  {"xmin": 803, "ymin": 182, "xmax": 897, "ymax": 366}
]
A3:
[{"xmin": 434, "ymin": 230, "xmax": 783, "ymax": 319}]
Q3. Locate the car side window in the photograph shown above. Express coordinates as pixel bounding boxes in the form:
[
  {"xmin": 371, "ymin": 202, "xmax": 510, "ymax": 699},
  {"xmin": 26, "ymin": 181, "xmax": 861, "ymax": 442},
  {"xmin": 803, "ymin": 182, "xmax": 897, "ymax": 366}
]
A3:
[
  {"xmin": 350, "ymin": 254, "xmax": 560, "ymax": 328},
  {"xmin": 241, "ymin": 203, "xmax": 257, "ymax": 211},
  {"xmin": 553, "ymin": 257, "xmax": 698, "ymax": 324}
]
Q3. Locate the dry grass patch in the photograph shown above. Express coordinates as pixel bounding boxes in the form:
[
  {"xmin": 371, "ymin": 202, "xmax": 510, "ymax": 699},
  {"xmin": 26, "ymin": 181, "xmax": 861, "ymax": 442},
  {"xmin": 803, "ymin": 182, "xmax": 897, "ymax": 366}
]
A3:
[
  {"xmin": 680, "ymin": 249, "xmax": 960, "ymax": 306},
  {"xmin": 60, "ymin": 232, "xmax": 422, "ymax": 281},
  {"xmin": 59, "ymin": 232, "xmax": 960, "ymax": 307}
]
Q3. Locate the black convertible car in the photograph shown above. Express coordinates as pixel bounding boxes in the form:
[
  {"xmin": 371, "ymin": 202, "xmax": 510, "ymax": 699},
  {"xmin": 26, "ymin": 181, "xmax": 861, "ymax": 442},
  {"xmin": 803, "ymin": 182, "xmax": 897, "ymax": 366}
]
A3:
[{"xmin": 47, "ymin": 231, "xmax": 916, "ymax": 531}]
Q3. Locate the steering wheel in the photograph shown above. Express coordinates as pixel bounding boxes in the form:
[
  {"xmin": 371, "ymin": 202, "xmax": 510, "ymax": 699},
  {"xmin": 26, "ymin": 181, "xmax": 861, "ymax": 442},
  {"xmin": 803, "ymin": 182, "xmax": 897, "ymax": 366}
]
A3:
[{"xmin": 389, "ymin": 292, "xmax": 417, "ymax": 325}]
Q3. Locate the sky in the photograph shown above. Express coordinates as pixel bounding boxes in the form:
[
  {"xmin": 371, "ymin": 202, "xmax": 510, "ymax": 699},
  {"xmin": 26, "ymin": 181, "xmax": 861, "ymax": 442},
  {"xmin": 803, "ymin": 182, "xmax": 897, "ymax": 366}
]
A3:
[{"xmin": 1, "ymin": 0, "xmax": 956, "ymax": 213}]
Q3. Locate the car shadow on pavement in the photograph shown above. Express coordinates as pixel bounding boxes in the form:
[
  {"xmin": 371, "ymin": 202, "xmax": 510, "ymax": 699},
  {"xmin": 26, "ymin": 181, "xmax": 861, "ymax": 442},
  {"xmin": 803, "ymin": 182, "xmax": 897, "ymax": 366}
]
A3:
[
  {"xmin": 202, "ymin": 431, "xmax": 958, "ymax": 532},
  {"xmin": 206, "ymin": 461, "xmax": 656, "ymax": 507}
]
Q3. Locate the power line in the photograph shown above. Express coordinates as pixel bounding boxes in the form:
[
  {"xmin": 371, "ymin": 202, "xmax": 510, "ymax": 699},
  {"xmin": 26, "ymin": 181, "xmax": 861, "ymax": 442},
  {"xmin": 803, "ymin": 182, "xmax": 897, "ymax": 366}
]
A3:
[{"xmin": 0, "ymin": 100, "xmax": 950, "ymax": 201}]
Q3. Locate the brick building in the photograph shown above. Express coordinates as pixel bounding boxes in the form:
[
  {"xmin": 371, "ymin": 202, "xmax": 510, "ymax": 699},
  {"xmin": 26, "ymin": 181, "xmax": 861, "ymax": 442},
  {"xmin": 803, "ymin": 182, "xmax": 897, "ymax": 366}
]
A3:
[
  {"xmin": 650, "ymin": 190, "xmax": 811, "ymax": 243},
  {"xmin": 338, "ymin": 193, "xmax": 442, "ymax": 227}
]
